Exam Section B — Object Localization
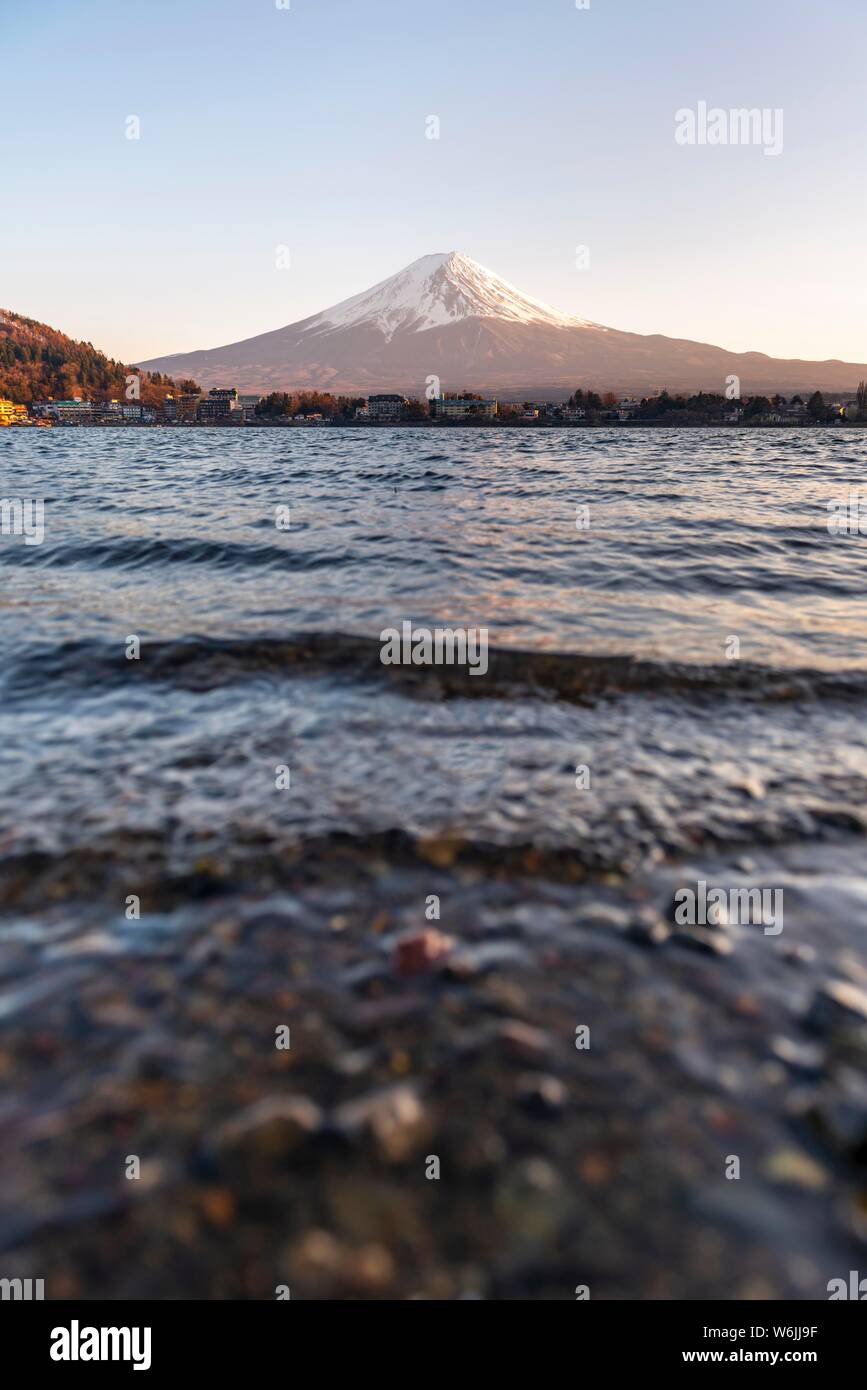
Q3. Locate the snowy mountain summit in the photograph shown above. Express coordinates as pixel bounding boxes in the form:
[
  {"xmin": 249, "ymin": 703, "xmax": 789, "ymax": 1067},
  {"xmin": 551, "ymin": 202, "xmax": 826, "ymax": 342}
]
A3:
[
  {"xmin": 308, "ymin": 251, "xmax": 583, "ymax": 341},
  {"xmin": 140, "ymin": 250, "xmax": 867, "ymax": 398}
]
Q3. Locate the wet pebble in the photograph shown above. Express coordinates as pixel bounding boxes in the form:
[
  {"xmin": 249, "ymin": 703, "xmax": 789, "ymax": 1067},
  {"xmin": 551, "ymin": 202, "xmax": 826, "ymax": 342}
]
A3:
[
  {"xmin": 626, "ymin": 911, "xmax": 671, "ymax": 948},
  {"xmin": 516, "ymin": 1073, "xmax": 567, "ymax": 1117},
  {"xmin": 770, "ymin": 1036, "xmax": 824, "ymax": 1074},
  {"xmin": 762, "ymin": 1148, "xmax": 829, "ymax": 1192},
  {"xmin": 806, "ymin": 980, "xmax": 867, "ymax": 1036},
  {"xmin": 211, "ymin": 1095, "xmax": 324, "ymax": 1160},
  {"xmin": 332, "ymin": 1083, "xmax": 427, "ymax": 1162},
  {"xmin": 344, "ymin": 993, "xmax": 429, "ymax": 1035},
  {"xmin": 670, "ymin": 929, "xmax": 733, "ymax": 958},
  {"xmin": 286, "ymin": 1229, "xmax": 396, "ymax": 1298},
  {"xmin": 493, "ymin": 1019, "xmax": 552, "ymax": 1063},
  {"xmin": 444, "ymin": 939, "xmax": 529, "ymax": 980},
  {"xmin": 391, "ymin": 928, "xmax": 454, "ymax": 978},
  {"xmin": 806, "ymin": 1077, "xmax": 867, "ymax": 1165},
  {"xmin": 782, "ymin": 942, "xmax": 816, "ymax": 968}
]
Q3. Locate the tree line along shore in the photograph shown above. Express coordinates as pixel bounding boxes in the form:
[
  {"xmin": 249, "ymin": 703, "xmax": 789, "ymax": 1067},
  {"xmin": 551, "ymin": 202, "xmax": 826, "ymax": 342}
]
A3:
[{"xmin": 7, "ymin": 384, "xmax": 867, "ymax": 429}]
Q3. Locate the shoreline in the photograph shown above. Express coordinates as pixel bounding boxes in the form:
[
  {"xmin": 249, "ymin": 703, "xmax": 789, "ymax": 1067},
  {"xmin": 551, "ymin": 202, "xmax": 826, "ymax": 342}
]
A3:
[
  {"xmin": 9, "ymin": 419, "xmax": 867, "ymax": 431},
  {"xmin": 3, "ymin": 826, "xmax": 866, "ymax": 1299}
]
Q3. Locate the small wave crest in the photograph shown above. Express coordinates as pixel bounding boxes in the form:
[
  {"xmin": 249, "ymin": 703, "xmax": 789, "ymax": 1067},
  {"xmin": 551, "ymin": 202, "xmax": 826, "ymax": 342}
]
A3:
[{"xmin": 5, "ymin": 631, "xmax": 867, "ymax": 705}]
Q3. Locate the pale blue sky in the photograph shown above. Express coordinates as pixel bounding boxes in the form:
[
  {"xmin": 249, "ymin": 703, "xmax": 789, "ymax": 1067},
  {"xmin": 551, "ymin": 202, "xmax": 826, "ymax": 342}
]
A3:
[{"xmin": 2, "ymin": 0, "xmax": 865, "ymax": 364}]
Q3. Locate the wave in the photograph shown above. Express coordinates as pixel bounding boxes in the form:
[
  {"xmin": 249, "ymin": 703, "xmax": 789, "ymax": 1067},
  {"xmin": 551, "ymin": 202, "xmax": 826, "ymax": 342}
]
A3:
[
  {"xmin": 5, "ymin": 631, "xmax": 867, "ymax": 705},
  {"xmin": 0, "ymin": 536, "xmax": 334, "ymax": 573},
  {"xmin": 3, "ymin": 809, "xmax": 865, "ymax": 916}
]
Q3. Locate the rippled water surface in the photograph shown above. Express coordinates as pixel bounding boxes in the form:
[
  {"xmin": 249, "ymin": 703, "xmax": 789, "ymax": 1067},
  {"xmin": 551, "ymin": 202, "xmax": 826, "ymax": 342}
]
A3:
[
  {"xmin": 3, "ymin": 427, "xmax": 867, "ymax": 665},
  {"xmin": 2, "ymin": 428, "xmax": 867, "ymax": 871},
  {"xmin": 3, "ymin": 427, "xmax": 867, "ymax": 1300}
]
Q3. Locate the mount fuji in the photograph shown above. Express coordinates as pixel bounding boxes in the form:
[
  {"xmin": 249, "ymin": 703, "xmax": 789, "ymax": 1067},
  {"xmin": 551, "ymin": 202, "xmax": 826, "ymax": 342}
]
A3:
[{"xmin": 139, "ymin": 251, "xmax": 867, "ymax": 398}]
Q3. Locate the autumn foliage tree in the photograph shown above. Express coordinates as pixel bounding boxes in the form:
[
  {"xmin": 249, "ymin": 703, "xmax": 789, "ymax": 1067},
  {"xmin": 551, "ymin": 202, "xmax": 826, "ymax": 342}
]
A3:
[
  {"xmin": 0, "ymin": 309, "xmax": 198, "ymax": 404},
  {"xmin": 255, "ymin": 391, "xmax": 368, "ymax": 419}
]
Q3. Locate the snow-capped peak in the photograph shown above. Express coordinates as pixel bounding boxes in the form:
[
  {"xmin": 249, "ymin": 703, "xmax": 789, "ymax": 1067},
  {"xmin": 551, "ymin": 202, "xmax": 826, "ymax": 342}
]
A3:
[{"xmin": 307, "ymin": 252, "xmax": 583, "ymax": 340}]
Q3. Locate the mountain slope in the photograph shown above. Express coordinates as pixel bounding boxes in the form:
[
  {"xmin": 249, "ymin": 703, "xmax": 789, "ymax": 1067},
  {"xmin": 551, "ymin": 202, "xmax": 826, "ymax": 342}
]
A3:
[
  {"xmin": 0, "ymin": 309, "xmax": 198, "ymax": 404},
  {"xmin": 139, "ymin": 252, "xmax": 867, "ymax": 398}
]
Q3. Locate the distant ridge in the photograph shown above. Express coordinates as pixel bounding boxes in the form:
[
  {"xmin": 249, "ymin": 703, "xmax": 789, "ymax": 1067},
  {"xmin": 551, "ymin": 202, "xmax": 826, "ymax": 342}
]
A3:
[{"xmin": 139, "ymin": 251, "xmax": 867, "ymax": 398}]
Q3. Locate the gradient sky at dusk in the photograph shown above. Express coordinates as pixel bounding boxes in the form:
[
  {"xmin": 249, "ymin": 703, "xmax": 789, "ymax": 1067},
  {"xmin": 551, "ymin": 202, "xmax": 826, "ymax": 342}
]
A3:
[{"xmin": 2, "ymin": 0, "xmax": 865, "ymax": 365}]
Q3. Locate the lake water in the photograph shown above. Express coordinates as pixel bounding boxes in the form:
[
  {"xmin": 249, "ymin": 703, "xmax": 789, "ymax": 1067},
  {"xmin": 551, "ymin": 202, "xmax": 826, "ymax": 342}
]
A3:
[
  {"xmin": 3, "ymin": 426, "xmax": 867, "ymax": 877},
  {"xmin": 1, "ymin": 426, "xmax": 866, "ymax": 1299}
]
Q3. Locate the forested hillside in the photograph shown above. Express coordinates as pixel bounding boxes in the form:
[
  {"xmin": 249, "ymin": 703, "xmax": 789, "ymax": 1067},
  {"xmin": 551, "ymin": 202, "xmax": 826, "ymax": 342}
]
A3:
[{"xmin": 0, "ymin": 309, "xmax": 197, "ymax": 404}]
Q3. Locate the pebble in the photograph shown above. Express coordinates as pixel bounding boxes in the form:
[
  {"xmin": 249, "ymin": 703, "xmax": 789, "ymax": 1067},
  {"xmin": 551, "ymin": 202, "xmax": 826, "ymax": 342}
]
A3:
[
  {"xmin": 345, "ymin": 993, "xmax": 429, "ymax": 1034},
  {"xmin": 626, "ymin": 912, "xmax": 671, "ymax": 947},
  {"xmin": 670, "ymin": 929, "xmax": 733, "ymax": 958},
  {"xmin": 770, "ymin": 1036, "xmax": 824, "ymax": 1074},
  {"xmin": 444, "ymin": 940, "xmax": 529, "ymax": 980},
  {"xmin": 211, "ymin": 1095, "xmax": 324, "ymax": 1159},
  {"xmin": 806, "ymin": 980, "xmax": 867, "ymax": 1035},
  {"xmin": 782, "ymin": 942, "xmax": 816, "ymax": 967},
  {"xmin": 762, "ymin": 1148, "xmax": 829, "ymax": 1192},
  {"xmin": 516, "ymin": 1073, "xmax": 567, "ymax": 1117},
  {"xmin": 392, "ymin": 928, "xmax": 454, "ymax": 978},
  {"xmin": 577, "ymin": 903, "xmax": 633, "ymax": 934},
  {"xmin": 807, "ymin": 1085, "xmax": 867, "ymax": 1165},
  {"xmin": 835, "ymin": 950, "xmax": 867, "ymax": 988},
  {"xmin": 287, "ymin": 1230, "xmax": 396, "ymax": 1297},
  {"xmin": 332, "ymin": 1083, "xmax": 427, "ymax": 1162},
  {"xmin": 493, "ymin": 1019, "xmax": 551, "ymax": 1062}
]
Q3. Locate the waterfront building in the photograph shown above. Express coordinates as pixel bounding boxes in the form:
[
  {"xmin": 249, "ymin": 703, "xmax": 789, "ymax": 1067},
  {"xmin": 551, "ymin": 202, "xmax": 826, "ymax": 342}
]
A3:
[
  {"xmin": 368, "ymin": 394, "xmax": 408, "ymax": 420},
  {"xmin": 430, "ymin": 396, "xmax": 498, "ymax": 420},
  {"xmin": 0, "ymin": 398, "xmax": 28, "ymax": 425},
  {"xmin": 35, "ymin": 398, "xmax": 93, "ymax": 422},
  {"xmin": 197, "ymin": 387, "xmax": 239, "ymax": 422}
]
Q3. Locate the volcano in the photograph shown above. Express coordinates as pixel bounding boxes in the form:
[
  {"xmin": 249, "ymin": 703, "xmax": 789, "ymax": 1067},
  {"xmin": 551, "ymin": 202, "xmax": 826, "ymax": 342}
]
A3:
[{"xmin": 138, "ymin": 251, "xmax": 867, "ymax": 399}]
